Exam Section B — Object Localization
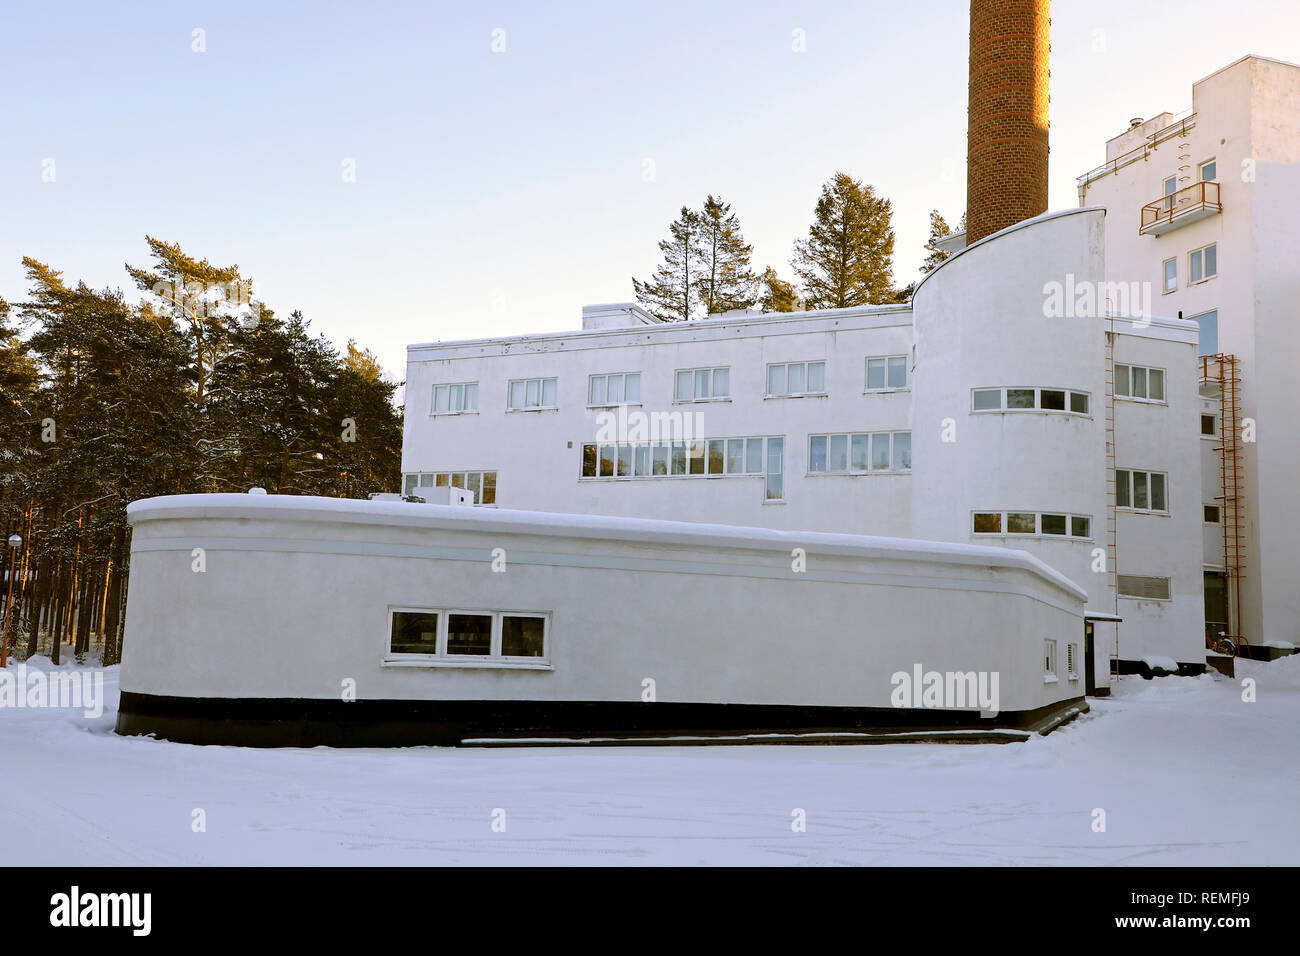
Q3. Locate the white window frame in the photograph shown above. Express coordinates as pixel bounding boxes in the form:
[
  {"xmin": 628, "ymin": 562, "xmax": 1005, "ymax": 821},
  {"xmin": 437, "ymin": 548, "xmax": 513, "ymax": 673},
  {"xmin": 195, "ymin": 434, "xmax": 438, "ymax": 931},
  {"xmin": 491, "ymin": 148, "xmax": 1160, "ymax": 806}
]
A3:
[
  {"xmin": 383, "ymin": 606, "xmax": 551, "ymax": 669},
  {"xmin": 1199, "ymin": 158, "xmax": 1217, "ymax": 182},
  {"xmin": 807, "ymin": 431, "xmax": 911, "ymax": 475},
  {"xmin": 766, "ymin": 360, "xmax": 827, "ymax": 398},
  {"xmin": 580, "ymin": 436, "xmax": 783, "ymax": 501},
  {"xmin": 587, "ymin": 372, "xmax": 641, "ymax": 408},
  {"xmin": 1113, "ymin": 365, "xmax": 1167, "ymax": 404},
  {"xmin": 674, "ymin": 366, "xmax": 730, "ymax": 403},
  {"xmin": 403, "ymin": 470, "xmax": 497, "ymax": 505},
  {"xmin": 970, "ymin": 387, "xmax": 1090, "ymax": 416},
  {"xmin": 1203, "ymin": 503, "xmax": 1221, "ymax": 524},
  {"xmin": 431, "ymin": 381, "xmax": 479, "ymax": 416},
  {"xmin": 507, "ymin": 377, "xmax": 558, "ymax": 411},
  {"xmin": 1200, "ymin": 413, "xmax": 1217, "ymax": 438},
  {"xmin": 1189, "ymin": 242, "xmax": 1217, "ymax": 284},
  {"xmin": 1116, "ymin": 468, "xmax": 1169, "ymax": 514},
  {"xmin": 970, "ymin": 511, "xmax": 1093, "ymax": 540},
  {"xmin": 865, "ymin": 355, "xmax": 909, "ymax": 392},
  {"xmin": 1044, "ymin": 639, "xmax": 1058, "ymax": 683},
  {"xmin": 1162, "ymin": 257, "xmax": 1177, "ymax": 294}
]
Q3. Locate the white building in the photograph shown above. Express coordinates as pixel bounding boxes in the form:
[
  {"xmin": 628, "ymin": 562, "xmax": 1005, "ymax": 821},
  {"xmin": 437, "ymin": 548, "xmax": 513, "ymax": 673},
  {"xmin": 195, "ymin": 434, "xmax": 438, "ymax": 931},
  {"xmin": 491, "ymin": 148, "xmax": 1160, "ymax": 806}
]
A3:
[{"xmin": 1078, "ymin": 55, "xmax": 1300, "ymax": 656}]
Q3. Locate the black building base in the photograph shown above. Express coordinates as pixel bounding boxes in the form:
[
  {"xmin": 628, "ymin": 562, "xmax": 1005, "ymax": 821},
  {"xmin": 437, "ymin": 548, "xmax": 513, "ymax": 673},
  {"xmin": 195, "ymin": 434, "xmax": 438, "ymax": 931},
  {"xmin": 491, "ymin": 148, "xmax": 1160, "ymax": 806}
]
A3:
[{"xmin": 115, "ymin": 692, "xmax": 1087, "ymax": 748}]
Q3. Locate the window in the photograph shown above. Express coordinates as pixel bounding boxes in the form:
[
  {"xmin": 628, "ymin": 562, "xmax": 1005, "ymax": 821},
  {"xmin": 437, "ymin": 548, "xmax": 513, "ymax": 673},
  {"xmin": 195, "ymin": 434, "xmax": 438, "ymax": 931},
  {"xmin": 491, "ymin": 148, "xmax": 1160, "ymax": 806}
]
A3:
[
  {"xmin": 432, "ymin": 382, "xmax": 478, "ymax": 415},
  {"xmin": 971, "ymin": 387, "xmax": 1090, "ymax": 415},
  {"xmin": 1204, "ymin": 504, "xmax": 1221, "ymax": 523},
  {"xmin": 675, "ymin": 367, "xmax": 729, "ymax": 402},
  {"xmin": 1114, "ymin": 365, "xmax": 1165, "ymax": 403},
  {"xmin": 766, "ymin": 437, "xmax": 784, "ymax": 501},
  {"xmin": 1118, "ymin": 575, "xmax": 1171, "ymax": 600},
  {"xmin": 808, "ymin": 431, "xmax": 911, "ymax": 473},
  {"xmin": 1067, "ymin": 643, "xmax": 1078, "ymax": 681},
  {"xmin": 588, "ymin": 373, "xmax": 641, "ymax": 407},
  {"xmin": 1189, "ymin": 243, "xmax": 1217, "ymax": 284},
  {"xmin": 1162, "ymin": 175, "xmax": 1177, "ymax": 213},
  {"xmin": 508, "ymin": 377, "xmax": 558, "ymax": 410},
  {"xmin": 971, "ymin": 511, "xmax": 1093, "ymax": 539},
  {"xmin": 1116, "ymin": 469, "xmax": 1168, "ymax": 513},
  {"xmin": 1190, "ymin": 310, "xmax": 1218, "ymax": 356},
  {"xmin": 1201, "ymin": 414, "xmax": 1216, "ymax": 436},
  {"xmin": 386, "ymin": 609, "xmax": 549, "ymax": 666},
  {"xmin": 865, "ymin": 355, "xmax": 908, "ymax": 391},
  {"xmin": 403, "ymin": 471, "xmax": 497, "ymax": 505},
  {"xmin": 1162, "ymin": 258, "xmax": 1177, "ymax": 293},
  {"xmin": 1200, "ymin": 159, "xmax": 1217, "ymax": 182},
  {"xmin": 767, "ymin": 361, "xmax": 826, "ymax": 397},
  {"xmin": 580, "ymin": 436, "xmax": 784, "ymax": 499},
  {"xmin": 1044, "ymin": 639, "xmax": 1058, "ymax": 681}
]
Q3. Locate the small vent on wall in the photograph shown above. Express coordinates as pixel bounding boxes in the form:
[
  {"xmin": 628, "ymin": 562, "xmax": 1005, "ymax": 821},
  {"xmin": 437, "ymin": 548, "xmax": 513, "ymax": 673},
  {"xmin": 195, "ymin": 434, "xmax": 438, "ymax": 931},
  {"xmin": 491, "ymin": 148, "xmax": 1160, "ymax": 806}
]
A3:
[{"xmin": 1118, "ymin": 575, "xmax": 1171, "ymax": 600}]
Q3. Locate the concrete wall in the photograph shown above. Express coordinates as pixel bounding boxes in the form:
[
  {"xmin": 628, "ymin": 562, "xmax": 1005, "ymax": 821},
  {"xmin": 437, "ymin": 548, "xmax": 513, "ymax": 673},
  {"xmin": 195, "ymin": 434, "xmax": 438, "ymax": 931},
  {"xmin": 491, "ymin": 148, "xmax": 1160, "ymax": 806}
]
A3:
[{"xmin": 120, "ymin": 495, "xmax": 1088, "ymax": 718}]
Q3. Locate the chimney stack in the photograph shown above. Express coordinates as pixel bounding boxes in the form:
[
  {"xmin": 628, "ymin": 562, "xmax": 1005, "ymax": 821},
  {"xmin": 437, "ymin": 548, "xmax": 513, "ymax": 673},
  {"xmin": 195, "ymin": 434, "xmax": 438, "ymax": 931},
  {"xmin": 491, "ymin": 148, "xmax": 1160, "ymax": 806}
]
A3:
[{"xmin": 966, "ymin": 0, "xmax": 1051, "ymax": 244}]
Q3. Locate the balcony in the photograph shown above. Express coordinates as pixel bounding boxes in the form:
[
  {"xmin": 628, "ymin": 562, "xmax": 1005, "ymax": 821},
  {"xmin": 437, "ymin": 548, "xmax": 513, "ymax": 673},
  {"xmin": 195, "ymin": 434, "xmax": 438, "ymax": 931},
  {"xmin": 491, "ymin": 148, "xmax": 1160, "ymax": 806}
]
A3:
[{"xmin": 1140, "ymin": 181, "xmax": 1221, "ymax": 236}]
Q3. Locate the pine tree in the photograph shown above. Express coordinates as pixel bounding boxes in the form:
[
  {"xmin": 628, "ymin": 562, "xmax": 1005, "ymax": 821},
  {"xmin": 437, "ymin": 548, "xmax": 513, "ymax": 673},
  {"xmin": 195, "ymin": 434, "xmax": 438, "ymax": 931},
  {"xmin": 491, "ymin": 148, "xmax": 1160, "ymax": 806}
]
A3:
[
  {"xmin": 695, "ymin": 195, "xmax": 757, "ymax": 315},
  {"xmin": 757, "ymin": 267, "xmax": 801, "ymax": 313},
  {"xmin": 791, "ymin": 172, "xmax": 896, "ymax": 309},
  {"xmin": 632, "ymin": 206, "xmax": 705, "ymax": 322},
  {"xmin": 921, "ymin": 209, "xmax": 967, "ymax": 273}
]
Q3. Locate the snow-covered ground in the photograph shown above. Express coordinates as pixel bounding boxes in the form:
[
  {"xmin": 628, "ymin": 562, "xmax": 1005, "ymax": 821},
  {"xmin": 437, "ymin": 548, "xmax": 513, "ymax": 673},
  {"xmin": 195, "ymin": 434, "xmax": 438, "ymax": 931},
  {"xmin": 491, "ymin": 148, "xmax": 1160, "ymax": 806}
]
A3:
[{"xmin": 2, "ymin": 654, "xmax": 1297, "ymax": 865}]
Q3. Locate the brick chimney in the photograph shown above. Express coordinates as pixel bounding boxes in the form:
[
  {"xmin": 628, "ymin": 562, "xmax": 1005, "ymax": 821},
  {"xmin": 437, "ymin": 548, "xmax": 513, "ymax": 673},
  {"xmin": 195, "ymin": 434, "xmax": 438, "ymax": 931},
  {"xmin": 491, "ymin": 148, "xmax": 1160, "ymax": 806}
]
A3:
[{"xmin": 966, "ymin": 0, "xmax": 1051, "ymax": 244}]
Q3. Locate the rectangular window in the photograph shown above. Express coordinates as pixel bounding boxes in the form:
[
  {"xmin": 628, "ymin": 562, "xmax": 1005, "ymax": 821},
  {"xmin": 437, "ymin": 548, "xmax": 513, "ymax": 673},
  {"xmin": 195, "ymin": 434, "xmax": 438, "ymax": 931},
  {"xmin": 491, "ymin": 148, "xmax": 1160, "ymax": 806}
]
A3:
[
  {"xmin": 767, "ymin": 361, "xmax": 826, "ymax": 397},
  {"xmin": 1117, "ymin": 469, "xmax": 1168, "ymax": 513},
  {"xmin": 652, "ymin": 444, "xmax": 669, "ymax": 476},
  {"xmin": 866, "ymin": 355, "xmax": 908, "ymax": 391},
  {"xmin": 390, "ymin": 611, "xmax": 440, "ymax": 655},
  {"xmin": 1070, "ymin": 392, "xmax": 1090, "ymax": 414},
  {"xmin": 634, "ymin": 444, "xmax": 651, "ymax": 477},
  {"xmin": 893, "ymin": 432, "xmax": 911, "ymax": 471},
  {"xmin": 1041, "ymin": 513, "xmax": 1067, "ymax": 535},
  {"xmin": 1189, "ymin": 243, "xmax": 1217, "ymax": 284},
  {"xmin": 1116, "ymin": 365, "xmax": 1166, "ymax": 403},
  {"xmin": 1118, "ymin": 575, "xmax": 1172, "ymax": 600},
  {"xmin": 1163, "ymin": 258, "xmax": 1177, "ymax": 293},
  {"xmin": 1007, "ymin": 388, "xmax": 1035, "ymax": 409},
  {"xmin": 589, "ymin": 372, "xmax": 641, "ymax": 406},
  {"xmin": 403, "ymin": 471, "xmax": 499, "ymax": 505},
  {"xmin": 726, "ymin": 438, "xmax": 745, "ymax": 475},
  {"xmin": 745, "ymin": 437, "xmax": 763, "ymax": 474},
  {"xmin": 676, "ymin": 367, "xmax": 729, "ymax": 401},
  {"xmin": 829, "ymin": 434, "xmax": 849, "ymax": 472},
  {"xmin": 689, "ymin": 440, "xmax": 706, "ymax": 475},
  {"xmin": 1201, "ymin": 414, "xmax": 1216, "ymax": 436},
  {"xmin": 1200, "ymin": 159, "xmax": 1217, "ymax": 182},
  {"xmin": 1040, "ymin": 389, "xmax": 1066, "ymax": 411},
  {"xmin": 972, "ymin": 512, "xmax": 1003, "ymax": 534},
  {"xmin": 1204, "ymin": 504, "xmax": 1220, "ymax": 523},
  {"xmin": 447, "ymin": 613, "xmax": 492, "ymax": 655},
  {"xmin": 973, "ymin": 389, "xmax": 1001, "ymax": 410},
  {"xmin": 1071, "ymin": 515, "xmax": 1091, "ymax": 538},
  {"xmin": 507, "ymin": 377, "xmax": 558, "ymax": 410},
  {"xmin": 808, "ymin": 431, "xmax": 910, "ymax": 474},
  {"xmin": 501, "ymin": 615, "xmax": 546, "ymax": 658},
  {"xmin": 765, "ymin": 437, "xmax": 784, "ymax": 500},
  {"xmin": 973, "ymin": 512, "xmax": 1091, "ymax": 538},
  {"xmin": 433, "ymin": 382, "xmax": 478, "ymax": 415},
  {"xmin": 1044, "ymin": 639, "xmax": 1057, "ymax": 679},
  {"xmin": 1007, "ymin": 512, "xmax": 1036, "ymax": 534},
  {"xmin": 1191, "ymin": 310, "xmax": 1218, "ymax": 357},
  {"xmin": 707, "ymin": 439, "xmax": 725, "ymax": 475}
]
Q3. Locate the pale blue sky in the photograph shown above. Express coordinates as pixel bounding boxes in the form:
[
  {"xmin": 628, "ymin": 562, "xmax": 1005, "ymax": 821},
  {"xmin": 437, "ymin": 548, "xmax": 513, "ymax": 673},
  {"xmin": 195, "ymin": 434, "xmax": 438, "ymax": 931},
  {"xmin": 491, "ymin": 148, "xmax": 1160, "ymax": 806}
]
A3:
[{"xmin": 3, "ymin": 0, "xmax": 1297, "ymax": 377}]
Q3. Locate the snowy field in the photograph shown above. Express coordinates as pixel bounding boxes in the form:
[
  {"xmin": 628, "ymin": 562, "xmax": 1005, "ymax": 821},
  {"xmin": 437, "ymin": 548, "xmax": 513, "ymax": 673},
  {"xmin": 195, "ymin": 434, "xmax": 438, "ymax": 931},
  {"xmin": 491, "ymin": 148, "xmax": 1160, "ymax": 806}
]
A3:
[{"xmin": 1, "ymin": 655, "xmax": 1297, "ymax": 866}]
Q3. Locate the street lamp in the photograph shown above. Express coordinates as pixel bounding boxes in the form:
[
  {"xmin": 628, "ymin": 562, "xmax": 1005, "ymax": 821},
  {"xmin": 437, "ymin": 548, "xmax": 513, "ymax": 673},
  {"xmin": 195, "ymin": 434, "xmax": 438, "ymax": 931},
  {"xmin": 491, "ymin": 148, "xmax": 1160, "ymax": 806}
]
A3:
[{"xmin": 3, "ymin": 534, "xmax": 20, "ymax": 669}]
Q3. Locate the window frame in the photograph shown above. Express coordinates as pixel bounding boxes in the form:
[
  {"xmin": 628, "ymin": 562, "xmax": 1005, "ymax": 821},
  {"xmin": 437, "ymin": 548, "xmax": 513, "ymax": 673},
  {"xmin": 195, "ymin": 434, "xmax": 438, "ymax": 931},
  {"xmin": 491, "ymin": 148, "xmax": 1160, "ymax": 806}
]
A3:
[
  {"xmin": 1199, "ymin": 158, "xmax": 1217, "ymax": 182},
  {"xmin": 1113, "ymin": 365, "xmax": 1167, "ymax": 405},
  {"xmin": 383, "ymin": 606, "xmax": 552, "ymax": 669},
  {"xmin": 766, "ymin": 360, "xmax": 827, "ymax": 399},
  {"xmin": 507, "ymin": 377, "xmax": 559, "ymax": 412},
  {"xmin": 403, "ymin": 471, "xmax": 498, "ymax": 505},
  {"xmin": 431, "ymin": 381, "xmax": 480, "ymax": 416},
  {"xmin": 1115, "ymin": 468, "xmax": 1170, "ymax": 514},
  {"xmin": 1203, "ymin": 503, "xmax": 1221, "ymax": 524},
  {"xmin": 1044, "ymin": 638, "xmax": 1058, "ymax": 683},
  {"xmin": 806, "ymin": 430, "xmax": 912, "ymax": 475},
  {"xmin": 673, "ymin": 366, "xmax": 731, "ymax": 403},
  {"xmin": 1188, "ymin": 242, "xmax": 1217, "ymax": 285},
  {"xmin": 864, "ymin": 355, "xmax": 909, "ymax": 392},
  {"xmin": 969, "ymin": 387, "xmax": 1091, "ymax": 417},
  {"xmin": 1162, "ymin": 257, "xmax": 1177, "ymax": 294},
  {"xmin": 587, "ymin": 372, "xmax": 642, "ymax": 408},
  {"xmin": 969, "ymin": 510, "xmax": 1094, "ymax": 540}
]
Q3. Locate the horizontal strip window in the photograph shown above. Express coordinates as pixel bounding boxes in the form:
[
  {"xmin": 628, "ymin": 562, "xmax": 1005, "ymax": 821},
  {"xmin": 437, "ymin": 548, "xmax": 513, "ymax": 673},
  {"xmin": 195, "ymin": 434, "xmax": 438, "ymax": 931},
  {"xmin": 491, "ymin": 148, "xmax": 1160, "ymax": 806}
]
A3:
[
  {"xmin": 508, "ymin": 377, "xmax": 558, "ymax": 411},
  {"xmin": 589, "ymin": 372, "xmax": 640, "ymax": 407},
  {"xmin": 767, "ymin": 361, "xmax": 825, "ymax": 398},
  {"xmin": 386, "ymin": 608, "xmax": 549, "ymax": 666},
  {"xmin": 675, "ymin": 366, "xmax": 729, "ymax": 402},
  {"xmin": 1116, "ymin": 469, "xmax": 1168, "ymax": 513},
  {"xmin": 971, "ymin": 387, "xmax": 1090, "ymax": 415},
  {"xmin": 1118, "ymin": 575, "xmax": 1171, "ymax": 601},
  {"xmin": 403, "ymin": 471, "xmax": 497, "ymax": 505},
  {"xmin": 972, "ymin": 511, "xmax": 1093, "ymax": 539},
  {"xmin": 865, "ymin": 355, "xmax": 908, "ymax": 391},
  {"xmin": 808, "ymin": 431, "xmax": 911, "ymax": 473},
  {"xmin": 1115, "ymin": 364, "xmax": 1165, "ymax": 403},
  {"xmin": 432, "ymin": 382, "xmax": 478, "ymax": 415},
  {"xmin": 580, "ymin": 437, "xmax": 784, "ymax": 500}
]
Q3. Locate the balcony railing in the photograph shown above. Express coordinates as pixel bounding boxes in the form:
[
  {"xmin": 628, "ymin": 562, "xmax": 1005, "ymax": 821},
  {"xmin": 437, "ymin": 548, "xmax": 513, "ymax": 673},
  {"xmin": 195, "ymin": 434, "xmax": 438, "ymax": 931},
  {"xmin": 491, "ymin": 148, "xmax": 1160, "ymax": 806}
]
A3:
[{"xmin": 1140, "ymin": 180, "xmax": 1221, "ymax": 236}]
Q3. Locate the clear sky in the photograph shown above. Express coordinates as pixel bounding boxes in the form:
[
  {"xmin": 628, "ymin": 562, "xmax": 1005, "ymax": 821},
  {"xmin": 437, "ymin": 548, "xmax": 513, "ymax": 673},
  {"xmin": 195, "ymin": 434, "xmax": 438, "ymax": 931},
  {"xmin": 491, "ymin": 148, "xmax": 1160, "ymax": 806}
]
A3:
[{"xmin": 3, "ymin": 0, "xmax": 1297, "ymax": 379}]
